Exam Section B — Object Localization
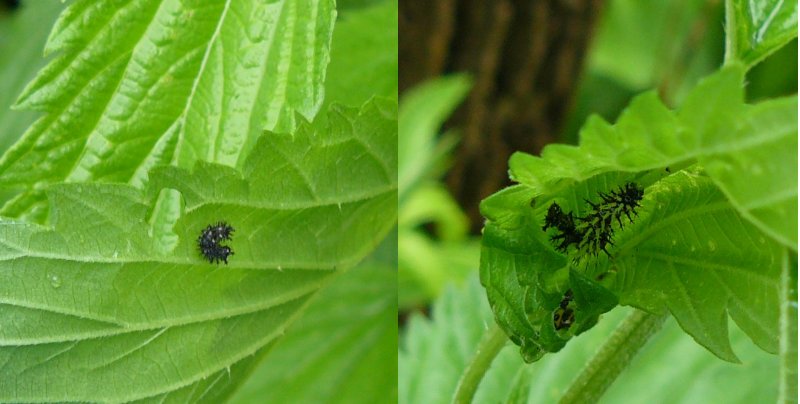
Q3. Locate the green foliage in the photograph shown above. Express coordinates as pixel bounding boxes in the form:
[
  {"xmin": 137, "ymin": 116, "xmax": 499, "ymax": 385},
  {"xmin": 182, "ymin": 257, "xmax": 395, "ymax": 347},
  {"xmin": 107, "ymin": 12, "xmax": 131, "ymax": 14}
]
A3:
[
  {"xmin": 726, "ymin": 0, "xmax": 799, "ymax": 68},
  {"xmin": 399, "ymin": 276, "xmax": 779, "ymax": 404},
  {"xmin": 0, "ymin": 100, "xmax": 396, "ymax": 401},
  {"xmin": 229, "ymin": 258, "xmax": 397, "ymax": 404},
  {"xmin": 399, "ymin": 277, "xmax": 525, "ymax": 404},
  {"xmin": 0, "ymin": 1, "xmax": 63, "ymax": 156},
  {"xmin": 0, "ymin": 0, "xmax": 397, "ymax": 402},
  {"xmin": 398, "ymin": 75, "xmax": 477, "ymax": 309},
  {"xmin": 399, "ymin": 74, "xmax": 470, "ymax": 202},
  {"xmin": 590, "ymin": 0, "xmax": 723, "ymax": 93},
  {"xmin": 0, "ymin": 0, "xmax": 336, "ymax": 222},
  {"xmin": 480, "ymin": 64, "xmax": 796, "ymax": 363},
  {"xmin": 324, "ymin": 0, "xmax": 398, "ymax": 110}
]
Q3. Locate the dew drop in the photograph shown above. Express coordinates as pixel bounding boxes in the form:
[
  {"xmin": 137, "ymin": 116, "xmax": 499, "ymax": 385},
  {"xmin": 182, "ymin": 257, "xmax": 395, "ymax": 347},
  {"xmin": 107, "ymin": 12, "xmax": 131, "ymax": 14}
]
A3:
[
  {"xmin": 671, "ymin": 239, "xmax": 677, "ymax": 246},
  {"xmin": 49, "ymin": 274, "xmax": 62, "ymax": 289},
  {"xmin": 707, "ymin": 241, "xmax": 717, "ymax": 251},
  {"xmin": 690, "ymin": 246, "xmax": 696, "ymax": 252}
]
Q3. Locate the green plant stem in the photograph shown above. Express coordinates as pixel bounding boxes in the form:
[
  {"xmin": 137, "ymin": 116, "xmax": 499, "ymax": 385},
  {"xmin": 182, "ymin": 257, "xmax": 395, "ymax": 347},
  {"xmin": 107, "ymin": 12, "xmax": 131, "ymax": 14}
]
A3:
[
  {"xmin": 723, "ymin": 0, "xmax": 736, "ymax": 65},
  {"xmin": 559, "ymin": 309, "xmax": 667, "ymax": 404},
  {"xmin": 452, "ymin": 322, "xmax": 508, "ymax": 404},
  {"xmin": 778, "ymin": 252, "xmax": 798, "ymax": 403}
]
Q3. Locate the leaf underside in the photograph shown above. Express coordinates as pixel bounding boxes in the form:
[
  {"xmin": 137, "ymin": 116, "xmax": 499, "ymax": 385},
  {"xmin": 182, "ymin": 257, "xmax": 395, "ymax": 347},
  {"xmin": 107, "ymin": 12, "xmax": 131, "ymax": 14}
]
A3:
[
  {"xmin": 0, "ymin": 99, "xmax": 398, "ymax": 401},
  {"xmin": 729, "ymin": 0, "xmax": 798, "ymax": 68},
  {"xmin": 479, "ymin": 65, "xmax": 795, "ymax": 363},
  {"xmin": 0, "ymin": 0, "xmax": 335, "ymax": 222}
]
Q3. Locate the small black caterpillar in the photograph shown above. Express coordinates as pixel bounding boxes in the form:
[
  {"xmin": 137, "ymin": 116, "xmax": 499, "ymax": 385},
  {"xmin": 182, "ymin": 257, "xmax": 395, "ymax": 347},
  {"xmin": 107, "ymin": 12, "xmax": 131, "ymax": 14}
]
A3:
[
  {"xmin": 543, "ymin": 182, "xmax": 643, "ymax": 257},
  {"xmin": 198, "ymin": 221, "xmax": 235, "ymax": 264},
  {"xmin": 553, "ymin": 289, "xmax": 575, "ymax": 331},
  {"xmin": 542, "ymin": 203, "xmax": 582, "ymax": 253}
]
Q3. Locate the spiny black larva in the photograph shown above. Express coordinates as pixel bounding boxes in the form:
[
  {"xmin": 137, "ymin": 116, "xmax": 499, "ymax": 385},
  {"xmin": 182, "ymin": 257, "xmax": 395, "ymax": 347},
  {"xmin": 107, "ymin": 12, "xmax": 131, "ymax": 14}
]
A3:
[
  {"xmin": 542, "ymin": 182, "xmax": 643, "ymax": 258},
  {"xmin": 198, "ymin": 221, "xmax": 235, "ymax": 264},
  {"xmin": 542, "ymin": 203, "xmax": 582, "ymax": 253},
  {"xmin": 553, "ymin": 289, "xmax": 575, "ymax": 331}
]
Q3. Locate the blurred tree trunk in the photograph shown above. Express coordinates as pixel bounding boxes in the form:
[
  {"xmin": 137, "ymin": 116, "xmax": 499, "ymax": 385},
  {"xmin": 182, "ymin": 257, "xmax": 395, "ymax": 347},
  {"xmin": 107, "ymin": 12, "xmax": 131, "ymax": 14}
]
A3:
[{"xmin": 400, "ymin": 0, "xmax": 604, "ymax": 233}]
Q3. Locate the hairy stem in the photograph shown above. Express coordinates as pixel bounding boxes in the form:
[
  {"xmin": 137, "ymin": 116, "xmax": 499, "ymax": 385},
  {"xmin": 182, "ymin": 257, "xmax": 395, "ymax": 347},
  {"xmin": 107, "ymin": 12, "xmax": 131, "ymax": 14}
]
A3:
[
  {"xmin": 452, "ymin": 322, "xmax": 508, "ymax": 404},
  {"xmin": 723, "ymin": 0, "xmax": 737, "ymax": 65},
  {"xmin": 559, "ymin": 309, "xmax": 667, "ymax": 404}
]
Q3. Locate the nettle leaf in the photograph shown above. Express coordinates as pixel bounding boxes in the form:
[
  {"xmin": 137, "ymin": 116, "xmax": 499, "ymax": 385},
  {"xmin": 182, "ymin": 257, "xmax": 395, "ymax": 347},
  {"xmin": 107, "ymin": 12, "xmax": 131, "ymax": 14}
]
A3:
[
  {"xmin": 0, "ymin": 0, "xmax": 335, "ymax": 221},
  {"xmin": 614, "ymin": 172, "xmax": 782, "ymax": 362},
  {"xmin": 0, "ymin": 99, "xmax": 398, "ymax": 402},
  {"xmin": 399, "ymin": 277, "xmax": 525, "ymax": 404},
  {"xmin": 229, "ymin": 261, "xmax": 397, "ymax": 404},
  {"xmin": 401, "ymin": 275, "xmax": 780, "ymax": 403},
  {"xmin": 323, "ymin": 0, "xmax": 398, "ymax": 110},
  {"xmin": 727, "ymin": 0, "xmax": 798, "ymax": 68},
  {"xmin": 480, "ymin": 65, "xmax": 793, "ymax": 363}
]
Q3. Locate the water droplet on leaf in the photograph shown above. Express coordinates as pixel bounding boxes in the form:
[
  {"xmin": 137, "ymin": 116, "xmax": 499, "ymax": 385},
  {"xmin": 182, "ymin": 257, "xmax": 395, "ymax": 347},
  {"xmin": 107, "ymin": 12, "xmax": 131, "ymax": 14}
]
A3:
[{"xmin": 49, "ymin": 274, "xmax": 62, "ymax": 288}]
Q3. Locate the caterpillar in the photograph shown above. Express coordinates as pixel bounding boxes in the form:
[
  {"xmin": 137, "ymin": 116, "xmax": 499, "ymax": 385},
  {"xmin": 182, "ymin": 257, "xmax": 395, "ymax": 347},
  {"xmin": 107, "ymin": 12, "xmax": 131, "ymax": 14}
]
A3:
[
  {"xmin": 542, "ymin": 203, "xmax": 582, "ymax": 252},
  {"xmin": 553, "ymin": 289, "xmax": 575, "ymax": 331},
  {"xmin": 543, "ymin": 182, "xmax": 643, "ymax": 257},
  {"xmin": 198, "ymin": 221, "xmax": 235, "ymax": 264}
]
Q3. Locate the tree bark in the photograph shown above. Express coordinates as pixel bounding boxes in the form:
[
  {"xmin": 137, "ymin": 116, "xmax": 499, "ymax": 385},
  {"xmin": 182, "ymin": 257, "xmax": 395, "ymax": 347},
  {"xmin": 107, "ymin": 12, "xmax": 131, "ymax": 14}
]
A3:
[{"xmin": 400, "ymin": 0, "xmax": 604, "ymax": 233}]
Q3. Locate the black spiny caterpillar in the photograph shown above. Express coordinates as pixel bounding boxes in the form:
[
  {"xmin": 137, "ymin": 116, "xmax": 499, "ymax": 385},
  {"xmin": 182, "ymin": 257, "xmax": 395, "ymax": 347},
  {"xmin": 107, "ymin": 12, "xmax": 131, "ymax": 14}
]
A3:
[
  {"xmin": 543, "ymin": 182, "xmax": 643, "ymax": 257},
  {"xmin": 198, "ymin": 221, "xmax": 235, "ymax": 264},
  {"xmin": 553, "ymin": 289, "xmax": 575, "ymax": 331}
]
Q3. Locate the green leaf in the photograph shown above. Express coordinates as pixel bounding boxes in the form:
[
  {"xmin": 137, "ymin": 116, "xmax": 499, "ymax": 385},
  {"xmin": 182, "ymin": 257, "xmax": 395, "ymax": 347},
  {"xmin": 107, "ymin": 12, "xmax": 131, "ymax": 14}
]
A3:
[
  {"xmin": 600, "ymin": 310, "xmax": 778, "ymax": 403},
  {"xmin": 228, "ymin": 260, "xmax": 397, "ymax": 404},
  {"xmin": 0, "ymin": 99, "xmax": 397, "ymax": 402},
  {"xmin": 701, "ymin": 97, "xmax": 798, "ymax": 250},
  {"xmin": 726, "ymin": 0, "xmax": 799, "ymax": 68},
  {"xmin": 398, "ymin": 75, "xmax": 471, "ymax": 202},
  {"xmin": 480, "ymin": 65, "xmax": 791, "ymax": 362},
  {"xmin": 590, "ymin": 0, "xmax": 722, "ymax": 90},
  {"xmin": 614, "ymin": 171, "xmax": 782, "ymax": 362},
  {"xmin": 399, "ymin": 276, "xmax": 524, "ymax": 404},
  {"xmin": 398, "ymin": 182, "xmax": 477, "ymax": 309},
  {"xmin": 323, "ymin": 0, "xmax": 398, "ymax": 110},
  {"xmin": 0, "ymin": 0, "xmax": 336, "ymax": 220},
  {"xmin": 0, "ymin": 1, "xmax": 64, "ymax": 156},
  {"xmin": 400, "ymin": 275, "xmax": 779, "ymax": 403}
]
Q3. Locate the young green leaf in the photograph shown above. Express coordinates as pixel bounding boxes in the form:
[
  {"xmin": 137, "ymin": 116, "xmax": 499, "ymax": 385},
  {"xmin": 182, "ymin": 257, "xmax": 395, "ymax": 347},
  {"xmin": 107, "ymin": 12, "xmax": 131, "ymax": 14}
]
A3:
[
  {"xmin": 480, "ymin": 65, "xmax": 793, "ymax": 363},
  {"xmin": 0, "ymin": 0, "xmax": 336, "ymax": 221},
  {"xmin": 399, "ymin": 74, "xmax": 471, "ymax": 202},
  {"xmin": 0, "ymin": 99, "xmax": 398, "ymax": 402},
  {"xmin": 725, "ymin": 0, "xmax": 798, "ymax": 68}
]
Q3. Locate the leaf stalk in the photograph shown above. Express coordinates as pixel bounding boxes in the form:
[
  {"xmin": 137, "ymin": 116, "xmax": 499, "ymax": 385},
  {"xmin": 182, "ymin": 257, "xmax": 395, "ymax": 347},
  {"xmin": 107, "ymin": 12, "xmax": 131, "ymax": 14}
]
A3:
[
  {"xmin": 452, "ymin": 322, "xmax": 508, "ymax": 404},
  {"xmin": 559, "ymin": 309, "xmax": 667, "ymax": 404}
]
